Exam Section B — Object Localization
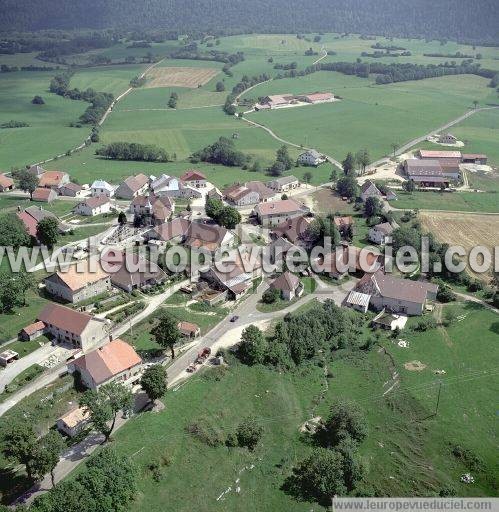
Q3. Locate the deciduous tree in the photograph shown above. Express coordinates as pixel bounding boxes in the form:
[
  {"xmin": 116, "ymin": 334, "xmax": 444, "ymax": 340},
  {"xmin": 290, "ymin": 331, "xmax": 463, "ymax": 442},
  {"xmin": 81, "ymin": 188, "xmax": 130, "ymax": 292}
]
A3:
[
  {"xmin": 141, "ymin": 364, "xmax": 168, "ymax": 405},
  {"xmin": 151, "ymin": 312, "xmax": 181, "ymax": 359}
]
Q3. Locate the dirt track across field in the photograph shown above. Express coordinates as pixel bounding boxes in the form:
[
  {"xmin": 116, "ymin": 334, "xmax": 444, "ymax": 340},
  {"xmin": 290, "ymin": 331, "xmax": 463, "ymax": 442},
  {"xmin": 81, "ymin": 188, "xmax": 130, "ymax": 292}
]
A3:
[{"xmin": 145, "ymin": 66, "xmax": 219, "ymax": 88}]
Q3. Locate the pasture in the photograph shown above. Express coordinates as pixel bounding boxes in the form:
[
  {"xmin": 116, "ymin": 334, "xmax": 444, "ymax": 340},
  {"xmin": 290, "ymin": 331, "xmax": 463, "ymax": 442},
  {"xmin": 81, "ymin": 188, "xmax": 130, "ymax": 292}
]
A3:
[
  {"xmin": 69, "ymin": 64, "xmax": 147, "ymax": 95},
  {"xmin": 0, "ymin": 71, "xmax": 89, "ymax": 170},
  {"xmin": 394, "ymin": 190, "xmax": 499, "ymax": 213},
  {"xmin": 243, "ymin": 73, "xmax": 496, "ymax": 161},
  {"xmin": 83, "ymin": 300, "xmax": 498, "ymax": 512}
]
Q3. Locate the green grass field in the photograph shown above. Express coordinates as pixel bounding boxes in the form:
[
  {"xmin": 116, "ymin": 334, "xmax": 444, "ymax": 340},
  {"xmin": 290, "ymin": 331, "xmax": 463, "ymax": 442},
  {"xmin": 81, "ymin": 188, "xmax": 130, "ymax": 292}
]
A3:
[
  {"xmin": 69, "ymin": 64, "xmax": 147, "ymax": 95},
  {"xmin": 394, "ymin": 190, "xmax": 499, "ymax": 213},
  {"xmin": 243, "ymin": 73, "xmax": 496, "ymax": 162},
  {"xmin": 65, "ymin": 299, "xmax": 497, "ymax": 511},
  {"xmin": 0, "ymin": 71, "xmax": 89, "ymax": 170}
]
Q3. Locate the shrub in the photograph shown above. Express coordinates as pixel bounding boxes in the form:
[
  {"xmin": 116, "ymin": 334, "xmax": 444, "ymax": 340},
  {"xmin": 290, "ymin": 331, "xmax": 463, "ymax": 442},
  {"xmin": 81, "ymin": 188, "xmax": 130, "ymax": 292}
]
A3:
[
  {"xmin": 187, "ymin": 418, "xmax": 225, "ymax": 447},
  {"xmin": 262, "ymin": 287, "xmax": 279, "ymax": 304},
  {"xmin": 235, "ymin": 417, "xmax": 263, "ymax": 451}
]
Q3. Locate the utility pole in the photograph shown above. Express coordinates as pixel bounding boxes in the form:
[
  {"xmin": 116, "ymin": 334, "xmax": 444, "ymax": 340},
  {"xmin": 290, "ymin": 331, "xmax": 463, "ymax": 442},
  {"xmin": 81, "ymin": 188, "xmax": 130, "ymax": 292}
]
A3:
[{"xmin": 434, "ymin": 380, "xmax": 443, "ymax": 416}]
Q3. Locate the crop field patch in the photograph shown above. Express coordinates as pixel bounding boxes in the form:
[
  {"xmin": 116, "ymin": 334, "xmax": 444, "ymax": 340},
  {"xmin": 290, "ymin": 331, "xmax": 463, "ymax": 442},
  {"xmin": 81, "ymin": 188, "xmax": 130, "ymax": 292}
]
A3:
[
  {"xmin": 145, "ymin": 66, "xmax": 219, "ymax": 88},
  {"xmin": 419, "ymin": 211, "xmax": 499, "ymax": 280}
]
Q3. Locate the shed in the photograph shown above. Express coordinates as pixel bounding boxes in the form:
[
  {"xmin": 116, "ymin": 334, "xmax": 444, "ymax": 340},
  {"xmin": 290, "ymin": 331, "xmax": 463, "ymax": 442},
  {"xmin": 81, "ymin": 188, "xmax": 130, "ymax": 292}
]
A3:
[
  {"xmin": 0, "ymin": 350, "xmax": 19, "ymax": 367},
  {"xmin": 345, "ymin": 291, "xmax": 371, "ymax": 313}
]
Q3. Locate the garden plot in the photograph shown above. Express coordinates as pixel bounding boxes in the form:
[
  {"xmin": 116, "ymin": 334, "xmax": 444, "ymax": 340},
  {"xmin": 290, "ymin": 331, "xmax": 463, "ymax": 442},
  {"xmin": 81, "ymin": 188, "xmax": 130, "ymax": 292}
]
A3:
[{"xmin": 145, "ymin": 66, "xmax": 219, "ymax": 88}]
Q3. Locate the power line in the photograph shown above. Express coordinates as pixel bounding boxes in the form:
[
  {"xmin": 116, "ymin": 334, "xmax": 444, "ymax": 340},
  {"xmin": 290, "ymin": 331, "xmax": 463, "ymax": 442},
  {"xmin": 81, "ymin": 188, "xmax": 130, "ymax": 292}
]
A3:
[{"xmin": 125, "ymin": 365, "xmax": 499, "ymax": 451}]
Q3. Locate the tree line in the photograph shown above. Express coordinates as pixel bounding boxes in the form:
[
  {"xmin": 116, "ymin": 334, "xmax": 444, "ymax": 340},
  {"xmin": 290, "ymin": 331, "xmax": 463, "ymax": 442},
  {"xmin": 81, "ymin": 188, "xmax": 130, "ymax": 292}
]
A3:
[
  {"xmin": 1, "ymin": 1, "xmax": 498, "ymax": 46},
  {"xmin": 96, "ymin": 141, "xmax": 171, "ymax": 162},
  {"xmin": 273, "ymin": 59, "xmax": 498, "ymax": 86},
  {"xmin": 49, "ymin": 71, "xmax": 114, "ymax": 125}
]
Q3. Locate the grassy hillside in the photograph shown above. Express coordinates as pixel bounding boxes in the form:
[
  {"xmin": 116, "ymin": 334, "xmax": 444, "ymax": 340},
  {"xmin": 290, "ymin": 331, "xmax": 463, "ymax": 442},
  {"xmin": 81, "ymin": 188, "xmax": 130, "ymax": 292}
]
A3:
[{"xmin": 86, "ymin": 301, "xmax": 499, "ymax": 511}]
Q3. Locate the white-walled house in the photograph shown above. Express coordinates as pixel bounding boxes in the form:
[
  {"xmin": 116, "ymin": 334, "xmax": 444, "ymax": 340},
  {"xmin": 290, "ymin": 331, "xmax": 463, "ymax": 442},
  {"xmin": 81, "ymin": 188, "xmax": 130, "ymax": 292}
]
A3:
[
  {"xmin": 355, "ymin": 270, "xmax": 438, "ymax": 316},
  {"xmin": 57, "ymin": 407, "xmax": 91, "ymax": 437},
  {"xmin": 90, "ymin": 180, "xmax": 115, "ymax": 197},
  {"xmin": 44, "ymin": 265, "xmax": 111, "ymax": 303},
  {"xmin": 73, "ymin": 196, "xmax": 112, "ymax": 216},
  {"xmin": 298, "ymin": 149, "xmax": 325, "ymax": 166},
  {"xmin": 368, "ymin": 222, "xmax": 394, "ymax": 245},
  {"xmin": 254, "ymin": 199, "xmax": 309, "ymax": 228},
  {"xmin": 37, "ymin": 303, "xmax": 109, "ymax": 350}
]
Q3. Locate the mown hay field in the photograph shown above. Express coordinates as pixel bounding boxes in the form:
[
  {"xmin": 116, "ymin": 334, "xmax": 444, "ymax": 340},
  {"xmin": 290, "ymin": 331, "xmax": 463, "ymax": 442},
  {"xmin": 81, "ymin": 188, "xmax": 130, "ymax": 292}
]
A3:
[{"xmin": 145, "ymin": 66, "xmax": 219, "ymax": 88}]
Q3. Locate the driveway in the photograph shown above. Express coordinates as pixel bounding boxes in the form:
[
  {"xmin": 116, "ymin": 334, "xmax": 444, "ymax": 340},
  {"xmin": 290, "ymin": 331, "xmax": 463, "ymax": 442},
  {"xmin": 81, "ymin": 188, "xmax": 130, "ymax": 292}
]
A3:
[{"xmin": 0, "ymin": 343, "xmax": 62, "ymax": 393}]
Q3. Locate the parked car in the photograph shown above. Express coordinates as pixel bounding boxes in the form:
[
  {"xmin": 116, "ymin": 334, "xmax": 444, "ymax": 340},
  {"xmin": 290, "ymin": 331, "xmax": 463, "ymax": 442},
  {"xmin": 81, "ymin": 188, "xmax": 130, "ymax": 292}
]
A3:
[{"xmin": 230, "ymin": 315, "xmax": 239, "ymax": 323}]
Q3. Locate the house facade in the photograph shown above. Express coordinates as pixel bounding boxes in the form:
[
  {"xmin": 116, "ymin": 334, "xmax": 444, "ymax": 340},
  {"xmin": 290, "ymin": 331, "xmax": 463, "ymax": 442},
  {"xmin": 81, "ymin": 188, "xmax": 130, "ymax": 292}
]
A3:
[
  {"xmin": 355, "ymin": 270, "xmax": 438, "ymax": 316},
  {"xmin": 254, "ymin": 199, "xmax": 309, "ymax": 228},
  {"xmin": 298, "ymin": 149, "xmax": 325, "ymax": 166},
  {"xmin": 90, "ymin": 180, "xmax": 115, "ymax": 197},
  {"xmin": 267, "ymin": 176, "xmax": 300, "ymax": 193},
  {"xmin": 37, "ymin": 303, "xmax": 109, "ymax": 350},
  {"xmin": 368, "ymin": 222, "xmax": 394, "ymax": 245},
  {"xmin": 180, "ymin": 170, "xmax": 207, "ymax": 188},
  {"xmin": 269, "ymin": 271, "xmax": 303, "ymax": 300},
  {"xmin": 39, "ymin": 171, "xmax": 70, "ymax": 189},
  {"xmin": 73, "ymin": 196, "xmax": 112, "ymax": 216},
  {"xmin": 44, "ymin": 265, "xmax": 111, "ymax": 303},
  {"xmin": 0, "ymin": 174, "xmax": 15, "ymax": 192},
  {"xmin": 115, "ymin": 174, "xmax": 149, "ymax": 199},
  {"xmin": 58, "ymin": 182, "xmax": 83, "ymax": 197},
  {"xmin": 438, "ymin": 133, "xmax": 457, "ymax": 144},
  {"xmin": 360, "ymin": 180, "xmax": 383, "ymax": 202},
  {"xmin": 224, "ymin": 184, "xmax": 260, "ymax": 206},
  {"xmin": 32, "ymin": 187, "xmax": 57, "ymax": 202},
  {"xmin": 57, "ymin": 407, "xmax": 91, "ymax": 437}
]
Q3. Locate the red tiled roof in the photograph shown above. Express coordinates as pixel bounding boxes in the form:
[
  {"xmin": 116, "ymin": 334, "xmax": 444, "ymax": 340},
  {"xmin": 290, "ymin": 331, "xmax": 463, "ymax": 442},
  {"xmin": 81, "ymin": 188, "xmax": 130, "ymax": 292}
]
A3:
[
  {"xmin": 255, "ymin": 199, "xmax": 305, "ymax": 216},
  {"xmin": 81, "ymin": 196, "xmax": 110, "ymax": 209},
  {"xmin": 32, "ymin": 187, "xmax": 55, "ymax": 202},
  {"xmin": 153, "ymin": 218, "xmax": 190, "ymax": 241},
  {"xmin": 21, "ymin": 320, "xmax": 46, "ymax": 336},
  {"xmin": 272, "ymin": 215, "xmax": 312, "ymax": 244},
  {"xmin": 304, "ymin": 92, "xmax": 334, "ymax": 102},
  {"xmin": 17, "ymin": 211, "xmax": 38, "ymax": 237},
  {"xmin": 71, "ymin": 339, "xmax": 141, "ymax": 385},
  {"xmin": 123, "ymin": 174, "xmax": 149, "ymax": 193},
  {"xmin": 0, "ymin": 174, "xmax": 14, "ymax": 188},
  {"xmin": 39, "ymin": 171, "xmax": 68, "ymax": 187},
  {"xmin": 180, "ymin": 170, "xmax": 206, "ymax": 182},
  {"xmin": 419, "ymin": 150, "xmax": 461, "ymax": 159},
  {"xmin": 177, "ymin": 321, "xmax": 200, "ymax": 335}
]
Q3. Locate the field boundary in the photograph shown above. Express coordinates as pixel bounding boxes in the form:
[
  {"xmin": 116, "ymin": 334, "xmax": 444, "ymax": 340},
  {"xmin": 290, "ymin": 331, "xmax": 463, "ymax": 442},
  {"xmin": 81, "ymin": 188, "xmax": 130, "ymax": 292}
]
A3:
[{"xmin": 33, "ymin": 58, "xmax": 164, "ymax": 166}]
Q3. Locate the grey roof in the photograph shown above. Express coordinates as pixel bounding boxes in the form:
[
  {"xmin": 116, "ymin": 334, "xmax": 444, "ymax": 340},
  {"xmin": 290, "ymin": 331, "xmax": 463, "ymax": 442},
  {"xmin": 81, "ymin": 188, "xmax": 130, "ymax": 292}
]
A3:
[
  {"xmin": 405, "ymin": 159, "xmax": 443, "ymax": 176},
  {"xmin": 270, "ymin": 271, "xmax": 300, "ymax": 292},
  {"xmin": 372, "ymin": 222, "xmax": 394, "ymax": 235},
  {"xmin": 356, "ymin": 270, "xmax": 438, "ymax": 305},
  {"xmin": 346, "ymin": 290, "xmax": 371, "ymax": 308},
  {"xmin": 360, "ymin": 180, "xmax": 382, "ymax": 196},
  {"xmin": 268, "ymin": 175, "xmax": 299, "ymax": 186},
  {"xmin": 301, "ymin": 149, "xmax": 322, "ymax": 159}
]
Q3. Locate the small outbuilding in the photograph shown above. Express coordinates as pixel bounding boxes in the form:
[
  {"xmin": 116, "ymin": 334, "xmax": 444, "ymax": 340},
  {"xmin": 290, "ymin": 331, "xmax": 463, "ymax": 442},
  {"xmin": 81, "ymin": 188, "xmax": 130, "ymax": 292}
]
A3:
[
  {"xmin": 57, "ymin": 407, "xmax": 91, "ymax": 437},
  {"xmin": 0, "ymin": 350, "xmax": 19, "ymax": 367}
]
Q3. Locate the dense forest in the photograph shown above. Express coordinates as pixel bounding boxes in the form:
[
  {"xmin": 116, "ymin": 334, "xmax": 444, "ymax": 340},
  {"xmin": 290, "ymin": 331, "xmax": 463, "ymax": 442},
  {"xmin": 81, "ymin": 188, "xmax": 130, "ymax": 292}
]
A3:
[{"xmin": 0, "ymin": 0, "xmax": 498, "ymax": 44}]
